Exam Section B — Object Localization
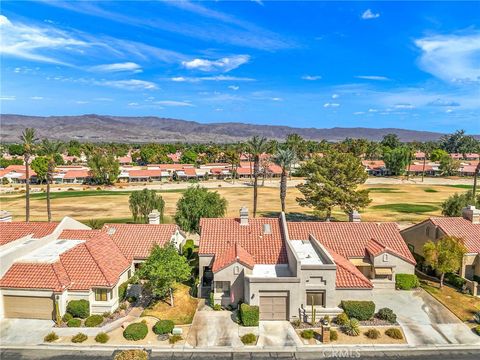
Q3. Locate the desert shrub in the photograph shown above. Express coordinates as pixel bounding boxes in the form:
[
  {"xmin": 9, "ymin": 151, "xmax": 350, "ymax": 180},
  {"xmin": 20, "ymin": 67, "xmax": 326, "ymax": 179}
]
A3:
[
  {"xmin": 152, "ymin": 320, "xmax": 174, "ymax": 335},
  {"xmin": 127, "ymin": 296, "xmax": 137, "ymax": 303},
  {"xmin": 66, "ymin": 299, "xmax": 90, "ymax": 319},
  {"xmin": 343, "ymin": 318, "xmax": 360, "ymax": 336},
  {"xmin": 209, "ymin": 292, "xmax": 215, "ymax": 307},
  {"xmin": 85, "ymin": 314, "xmax": 103, "ymax": 327},
  {"xmin": 300, "ymin": 329, "xmax": 315, "ymax": 339},
  {"xmin": 71, "ymin": 333, "xmax": 88, "ymax": 343},
  {"xmin": 123, "ymin": 322, "xmax": 148, "ymax": 341},
  {"xmin": 475, "ymin": 326, "xmax": 480, "ymax": 336},
  {"xmin": 341, "ymin": 300, "xmax": 375, "ymax": 321},
  {"xmin": 102, "ymin": 312, "xmax": 111, "ymax": 318},
  {"xmin": 213, "ymin": 304, "xmax": 222, "ymax": 311},
  {"xmin": 395, "ymin": 274, "xmax": 419, "ymax": 290},
  {"xmin": 114, "ymin": 350, "xmax": 148, "ymax": 360},
  {"xmin": 169, "ymin": 334, "xmax": 182, "ymax": 344},
  {"xmin": 385, "ymin": 328, "xmax": 403, "ymax": 339},
  {"xmin": 474, "ymin": 312, "xmax": 480, "ymax": 324},
  {"xmin": 67, "ymin": 318, "xmax": 82, "ymax": 327},
  {"xmin": 445, "ymin": 273, "xmax": 467, "ymax": 289},
  {"xmin": 364, "ymin": 328, "xmax": 381, "ymax": 339},
  {"xmin": 330, "ymin": 329, "xmax": 338, "ymax": 341},
  {"xmin": 240, "ymin": 303, "xmax": 259, "ymax": 326},
  {"xmin": 335, "ymin": 312, "xmax": 349, "ymax": 326},
  {"xmin": 44, "ymin": 332, "xmax": 58, "ymax": 343},
  {"xmin": 241, "ymin": 333, "xmax": 257, "ymax": 345},
  {"xmin": 62, "ymin": 313, "xmax": 73, "ymax": 323},
  {"xmin": 291, "ymin": 319, "xmax": 301, "ymax": 328},
  {"xmin": 95, "ymin": 332, "xmax": 109, "ymax": 343},
  {"xmin": 118, "ymin": 281, "xmax": 129, "ymax": 301},
  {"xmin": 376, "ymin": 308, "xmax": 397, "ymax": 323}
]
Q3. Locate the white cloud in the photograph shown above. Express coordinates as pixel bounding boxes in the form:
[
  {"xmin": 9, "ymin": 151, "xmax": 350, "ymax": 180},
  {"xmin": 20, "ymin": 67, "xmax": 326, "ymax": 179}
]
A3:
[
  {"xmin": 30, "ymin": 96, "xmax": 43, "ymax": 100},
  {"xmin": 355, "ymin": 75, "xmax": 390, "ymax": 81},
  {"xmin": 353, "ymin": 111, "xmax": 365, "ymax": 115},
  {"xmin": 228, "ymin": 85, "xmax": 240, "ymax": 91},
  {"xmin": 361, "ymin": 9, "xmax": 380, "ymax": 20},
  {"xmin": 89, "ymin": 62, "xmax": 142, "ymax": 73},
  {"xmin": 394, "ymin": 103, "xmax": 415, "ymax": 109},
  {"xmin": 446, "ymin": 109, "xmax": 454, "ymax": 113},
  {"xmin": 331, "ymin": 94, "xmax": 339, "ymax": 99},
  {"xmin": 415, "ymin": 32, "xmax": 480, "ymax": 83},
  {"xmin": 75, "ymin": 100, "xmax": 88, "ymax": 104},
  {"xmin": 368, "ymin": 108, "xmax": 378, "ymax": 112},
  {"xmin": 182, "ymin": 55, "xmax": 250, "ymax": 72},
  {"xmin": 170, "ymin": 75, "xmax": 255, "ymax": 82},
  {"xmin": 323, "ymin": 102, "xmax": 340, "ymax": 108},
  {"xmin": 155, "ymin": 100, "xmax": 194, "ymax": 107},
  {"xmin": 0, "ymin": 95, "xmax": 16, "ymax": 101},
  {"xmin": 99, "ymin": 79, "xmax": 158, "ymax": 90},
  {"xmin": 271, "ymin": 97, "xmax": 283, "ymax": 101},
  {"xmin": 302, "ymin": 75, "xmax": 322, "ymax": 81},
  {"xmin": 128, "ymin": 102, "xmax": 139, "ymax": 106},
  {"xmin": 428, "ymin": 98, "xmax": 460, "ymax": 107},
  {"xmin": 94, "ymin": 97, "xmax": 114, "ymax": 102}
]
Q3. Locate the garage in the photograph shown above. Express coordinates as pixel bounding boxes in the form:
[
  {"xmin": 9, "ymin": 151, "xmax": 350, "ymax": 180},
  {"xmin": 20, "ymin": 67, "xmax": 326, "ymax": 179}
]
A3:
[
  {"xmin": 3, "ymin": 295, "xmax": 55, "ymax": 320},
  {"xmin": 259, "ymin": 292, "xmax": 288, "ymax": 321}
]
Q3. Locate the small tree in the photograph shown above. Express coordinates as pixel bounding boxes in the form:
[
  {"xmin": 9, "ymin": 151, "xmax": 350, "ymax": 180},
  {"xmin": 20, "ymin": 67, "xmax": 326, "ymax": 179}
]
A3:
[
  {"xmin": 88, "ymin": 149, "xmax": 120, "ymax": 185},
  {"xmin": 442, "ymin": 190, "xmax": 480, "ymax": 216},
  {"xmin": 136, "ymin": 243, "xmax": 191, "ymax": 306},
  {"xmin": 31, "ymin": 156, "xmax": 48, "ymax": 184},
  {"xmin": 129, "ymin": 189, "xmax": 165, "ymax": 223},
  {"xmin": 423, "ymin": 236, "xmax": 467, "ymax": 288}
]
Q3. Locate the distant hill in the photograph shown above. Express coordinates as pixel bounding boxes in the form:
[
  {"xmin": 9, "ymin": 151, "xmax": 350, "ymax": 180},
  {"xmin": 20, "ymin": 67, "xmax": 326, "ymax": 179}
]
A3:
[{"xmin": 1, "ymin": 114, "xmax": 476, "ymax": 143}]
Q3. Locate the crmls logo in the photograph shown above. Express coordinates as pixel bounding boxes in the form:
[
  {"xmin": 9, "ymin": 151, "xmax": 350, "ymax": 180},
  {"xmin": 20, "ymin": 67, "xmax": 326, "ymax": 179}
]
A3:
[{"xmin": 321, "ymin": 349, "xmax": 362, "ymax": 358}]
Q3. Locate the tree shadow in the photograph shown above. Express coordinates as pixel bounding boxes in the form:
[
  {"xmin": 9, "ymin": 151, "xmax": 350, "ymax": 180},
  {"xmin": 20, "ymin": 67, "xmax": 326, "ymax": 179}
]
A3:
[{"xmin": 260, "ymin": 212, "xmax": 321, "ymax": 222}]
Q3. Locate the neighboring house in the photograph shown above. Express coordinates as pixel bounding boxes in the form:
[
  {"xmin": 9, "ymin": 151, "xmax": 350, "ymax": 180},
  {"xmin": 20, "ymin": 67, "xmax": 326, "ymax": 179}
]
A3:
[
  {"xmin": 0, "ymin": 215, "xmax": 186, "ymax": 320},
  {"xmin": 198, "ymin": 208, "xmax": 415, "ymax": 321},
  {"xmin": 401, "ymin": 205, "xmax": 480, "ymax": 295},
  {"xmin": 362, "ymin": 160, "xmax": 388, "ymax": 176}
]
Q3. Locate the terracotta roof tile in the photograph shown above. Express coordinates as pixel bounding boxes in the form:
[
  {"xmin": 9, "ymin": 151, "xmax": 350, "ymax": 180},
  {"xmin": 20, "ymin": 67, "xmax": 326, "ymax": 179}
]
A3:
[
  {"xmin": 0, "ymin": 262, "xmax": 70, "ymax": 292},
  {"xmin": 63, "ymin": 170, "xmax": 90, "ymax": 179},
  {"xmin": 0, "ymin": 222, "xmax": 59, "ymax": 246},
  {"xmin": 328, "ymin": 249, "xmax": 373, "ymax": 289},
  {"xmin": 212, "ymin": 243, "xmax": 255, "ymax": 273},
  {"xmin": 430, "ymin": 217, "xmax": 480, "ymax": 253}
]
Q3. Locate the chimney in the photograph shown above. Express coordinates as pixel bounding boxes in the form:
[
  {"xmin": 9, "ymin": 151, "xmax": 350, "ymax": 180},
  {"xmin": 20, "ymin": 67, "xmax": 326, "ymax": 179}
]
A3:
[
  {"xmin": 148, "ymin": 209, "xmax": 160, "ymax": 225},
  {"xmin": 462, "ymin": 205, "xmax": 480, "ymax": 224},
  {"xmin": 0, "ymin": 210, "xmax": 12, "ymax": 222},
  {"xmin": 263, "ymin": 223, "xmax": 271, "ymax": 235},
  {"xmin": 349, "ymin": 210, "xmax": 361, "ymax": 222},
  {"xmin": 239, "ymin": 206, "xmax": 249, "ymax": 226}
]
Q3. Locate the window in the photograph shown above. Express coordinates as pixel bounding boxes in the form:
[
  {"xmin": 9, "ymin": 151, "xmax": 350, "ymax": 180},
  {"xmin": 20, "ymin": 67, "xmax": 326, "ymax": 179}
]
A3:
[
  {"xmin": 127, "ymin": 269, "xmax": 132, "ymax": 279},
  {"xmin": 95, "ymin": 289, "xmax": 109, "ymax": 302},
  {"xmin": 383, "ymin": 253, "xmax": 389, "ymax": 262},
  {"xmin": 306, "ymin": 291, "xmax": 324, "ymax": 307},
  {"xmin": 215, "ymin": 281, "xmax": 230, "ymax": 297}
]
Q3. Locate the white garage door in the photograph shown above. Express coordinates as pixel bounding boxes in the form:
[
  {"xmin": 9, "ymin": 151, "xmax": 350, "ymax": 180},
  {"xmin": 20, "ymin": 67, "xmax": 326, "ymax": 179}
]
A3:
[
  {"xmin": 259, "ymin": 293, "xmax": 288, "ymax": 320},
  {"xmin": 3, "ymin": 295, "xmax": 54, "ymax": 320}
]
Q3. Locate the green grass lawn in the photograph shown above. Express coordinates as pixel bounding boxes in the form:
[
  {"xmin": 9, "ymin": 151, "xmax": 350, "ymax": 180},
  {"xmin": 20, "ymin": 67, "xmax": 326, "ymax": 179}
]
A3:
[
  {"xmin": 423, "ymin": 188, "xmax": 439, "ymax": 193},
  {"xmin": 444, "ymin": 185, "xmax": 473, "ymax": 189},
  {"xmin": 371, "ymin": 203, "xmax": 439, "ymax": 213},
  {"xmin": 368, "ymin": 187, "xmax": 404, "ymax": 193}
]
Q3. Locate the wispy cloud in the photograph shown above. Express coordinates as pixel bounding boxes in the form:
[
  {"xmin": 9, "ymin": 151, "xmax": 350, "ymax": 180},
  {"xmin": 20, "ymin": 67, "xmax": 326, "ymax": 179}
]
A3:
[
  {"xmin": 361, "ymin": 9, "xmax": 380, "ymax": 20},
  {"xmin": 89, "ymin": 62, "xmax": 142, "ymax": 73},
  {"xmin": 0, "ymin": 95, "xmax": 16, "ymax": 101},
  {"xmin": 394, "ymin": 103, "xmax": 415, "ymax": 109},
  {"xmin": 155, "ymin": 100, "xmax": 194, "ymax": 107},
  {"xmin": 182, "ymin": 55, "xmax": 250, "ymax": 72},
  {"xmin": 98, "ymin": 79, "xmax": 158, "ymax": 90},
  {"xmin": 75, "ymin": 100, "xmax": 89, "ymax": 104},
  {"xmin": 355, "ymin": 75, "xmax": 390, "ymax": 81},
  {"xmin": 30, "ymin": 96, "xmax": 43, "ymax": 100},
  {"xmin": 415, "ymin": 31, "xmax": 480, "ymax": 83},
  {"xmin": 170, "ymin": 75, "xmax": 255, "ymax": 82},
  {"xmin": 228, "ymin": 85, "xmax": 240, "ymax": 91},
  {"xmin": 428, "ymin": 98, "xmax": 460, "ymax": 107},
  {"xmin": 302, "ymin": 75, "xmax": 322, "ymax": 81},
  {"xmin": 323, "ymin": 102, "xmax": 340, "ymax": 108},
  {"xmin": 331, "ymin": 94, "xmax": 339, "ymax": 99}
]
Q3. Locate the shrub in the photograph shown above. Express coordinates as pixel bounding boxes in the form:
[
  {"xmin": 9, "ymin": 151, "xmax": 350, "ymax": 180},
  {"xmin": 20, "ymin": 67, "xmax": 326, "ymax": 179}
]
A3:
[
  {"xmin": 240, "ymin": 303, "xmax": 259, "ymax": 326},
  {"xmin": 95, "ymin": 332, "xmax": 109, "ymax": 343},
  {"xmin": 395, "ymin": 274, "xmax": 419, "ymax": 290},
  {"xmin": 341, "ymin": 301, "xmax": 375, "ymax": 321},
  {"xmin": 335, "ymin": 312, "xmax": 349, "ymax": 326},
  {"xmin": 102, "ymin": 312, "xmax": 111, "ymax": 318},
  {"xmin": 66, "ymin": 300, "xmax": 90, "ymax": 319},
  {"xmin": 62, "ymin": 313, "xmax": 73, "ymax": 323},
  {"xmin": 152, "ymin": 320, "xmax": 174, "ymax": 335},
  {"xmin": 169, "ymin": 334, "xmax": 182, "ymax": 344},
  {"xmin": 376, "ymin": 308, "xmax": 397, "ymax": 323},
  {"xmin": 85, "ymin": 314, "xmax": 104, "ymax": 327},
  {"xmin": 127, "ymin": 296, "xmax": 137, "ymax": 303},
  {"xmin": 475, "ymin": 326, "xmax": 480, "ymax": 336},
  {"xmin": 364, "ymin": 328, "xmax": 381, "ymax": 339},
  {"xmin": 71, "ymin": 333, "xmax": 88, "ymax": 343},
  {"xmin": 123, "ymin": 322, "xmax": 148, "ymax": 341},
  {"xmin": 385, "ymin": 328, "xmax": 403, "ymax": 339},
  {"xmin": 445, "ymin": 273, "xmax": 467, "ymax": 289},
  {"xmin": 213, "ymin": 304, "xmax": 222, "ymax": 311},
  {"xmin": 300, "ymin": 329, "xmax": 315, "ymax": 339},
  {"xmin": 209, "ymin": 292, "xmax": 215, "ymax": 307},
  {"xmin": 118, "ymin": 281, "xmax": 129, "ymax": 301},
  {"xmin": 291, "ymin": 319, "xmax": 301, "ymax": 328},
  {"xmin": 329, "ymin": 329, "xmax": 338, "ymax": 341},
  {"xmin": 44, "ymin": 332, "xmax": 58, "ymax": 343},
  {"xmin": 67, "ymin": 318, "xmax": 82, "ymax": 327},
  {"xmin": 114, "ymin": 350, "xmax": 148, "ymax": 360},
  {"xmin": 343, "ymin": 318, "xmax": 360, "ymax": 336},
  {"xmin": 241, "ymin": 333, "xmax": 257, "ymax": 345},
  {"xmin": 474, "ymin": 312, "xmax": 480, "ymax": 324}
]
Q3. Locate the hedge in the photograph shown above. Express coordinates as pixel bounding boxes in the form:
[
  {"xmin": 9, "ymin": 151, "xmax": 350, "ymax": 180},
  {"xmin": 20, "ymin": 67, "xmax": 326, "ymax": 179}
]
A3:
[
  {"xmin": 123, "ymin": 322, "xmax": 148, "ymax": 341},
  {"xmin": 240, "ymin": 303, "xmax": 259, "ymax": 326},
  {"xmin": 67, "ymin": 318, "xmax": 82, "ymax": 327},
  {"xmin": 385, "ymin": 328, "xmax": 403, "ymax": 339},
  {"xmin": 152, "ymin": 320, "xmax": 174, "ymax": 335},
  {"xmin": 85, "ymin": 314, "xmax": 104, "ymax": 327},
  {"xmin": 62, "ymin": 313, "xmax": 73, "ymax": 323},
  {"xmin": 66, "ymin": 300, "xmax": 90, "ymax": 319},
  {"xmin": 445, "ymin": 273, "xmax": 466, "ymax": 289},
  {"xmin": 95, "ymin": 332, "xmax": 109, "ymax": 343},
  {"xmin": 241, "ymin": 333, "xmax": 257, "ymax": 345},
  {"xmin": 376, "ymin": 307, "xmax": 397, "ymax": 323},
  {"xmin": 340, "ymin": 300, "xmax": 375, "ymax": 321},
  {"xmin": 395, "ymin": 274, "xmax": 419, "ymax": 290},
  {"xmin": 118, "ymin": 281, "xmax": 129, "ymax": 301}
]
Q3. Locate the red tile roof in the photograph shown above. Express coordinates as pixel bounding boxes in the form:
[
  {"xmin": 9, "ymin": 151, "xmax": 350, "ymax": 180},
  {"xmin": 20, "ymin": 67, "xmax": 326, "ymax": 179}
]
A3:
[
  {"xmin": 212, "ymin": 243, "xmax": 255, "ymax": 273},
  {"xmin": 328, "ymin": 249, "xmax": 373, "ymax": 288},
  {"xmin": 199, "ymin": 218, "xmax": 288, "ymax": 265},
  {"xmin": 267, "ymin": 164, "xmax": 283, "ymax": 174},
  {"xmin": 365, "ymin": 238, "xmax": 386, "ymax": 256},
  {"xmin": 361, "ymin": 160, "xmax": 386, "ymax": 170},
  {"xmin": 102, "ymin": 223, "xmax": 178, "ymax": 260},
  {"xmin": 0, "ymin": 262, "xmax": 70, "ymax": 292},
  {"xmin": 236, "ymin": 167, "xmax": 253, "ymax": 175},
  {"xmin": 406, "ymin": 164, "xmax": 434, "ymax": 172},
  {"xmin": 129, "ymin": 169, "xmax": 163, "ymax": 177},
  {"xmin": 63, "ymin": 170, "xmax": 90, "ymax": 179},
  {"xmin": 183, "ymin": 168, "xmax": 197, "ymax": 177},
  {"xmin": 430, "ymin": 217, "xmax": 480, "ymax": 253},
  {"xmin": 0, "ymin": 222, "xmax": 59, "ymax": 246}
]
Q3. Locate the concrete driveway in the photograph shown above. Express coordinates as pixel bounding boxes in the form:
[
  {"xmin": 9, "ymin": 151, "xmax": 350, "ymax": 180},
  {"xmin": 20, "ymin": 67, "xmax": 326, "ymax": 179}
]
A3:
[
  {"xmin": 186, "ymin": 311, "xmax": 243, "ymax": 348},
  {"xmin": 0, "ymin": 318, "xmax": 53, "ymax": 345},
  {"xmin": 257, "ymin": 321, "xmax": 302, "ymax": 348},
  {"xmin": 372, "ymin": 289, "xmax": 480, "ymax": 345}
]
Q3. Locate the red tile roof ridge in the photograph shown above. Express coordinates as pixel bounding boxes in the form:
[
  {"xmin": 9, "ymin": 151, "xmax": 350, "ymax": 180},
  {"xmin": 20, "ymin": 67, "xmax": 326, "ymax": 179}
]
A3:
[{"xmin": 326, "ymin": 247, "xmax": 373, "ymax": 289}]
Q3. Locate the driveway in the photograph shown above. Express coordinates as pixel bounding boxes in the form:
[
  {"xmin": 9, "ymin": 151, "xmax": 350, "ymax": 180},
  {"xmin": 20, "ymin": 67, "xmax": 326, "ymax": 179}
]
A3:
[
  {"xmin": 257, "ymin": 321, "xmax": 302, "ymax": 348},
  {"xmin": 372, "ymin": 289, "xmax": 480, "ymax": 345},
  {"xmin": 0, "ymin": 318, "xmax": 53, "ymax": 345}
]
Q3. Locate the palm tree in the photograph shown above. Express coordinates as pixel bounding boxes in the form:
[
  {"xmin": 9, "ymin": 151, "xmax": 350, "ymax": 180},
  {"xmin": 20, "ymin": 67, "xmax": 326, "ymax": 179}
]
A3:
[
  {"xmin": 246, "ymin": 136, "xmax": 269, "ymax": 217},
  {"xmin": 273, "ymin": 148, "xmax": 297, "ymax": 212},
  {"xmin": 473, "ymin": 162, "xmax": 480, "ymax": 199},
  {"xmin": 20, "ymin": 128, "xmax": 38, "ymax": 222},
  {"xmin": 40, "ymin": 139, "xmax": 65, "ymax": 222}
]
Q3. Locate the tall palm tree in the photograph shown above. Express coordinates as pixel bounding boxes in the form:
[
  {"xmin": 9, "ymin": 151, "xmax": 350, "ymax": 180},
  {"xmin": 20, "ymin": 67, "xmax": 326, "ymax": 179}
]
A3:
[
  {"xmin": 273, "ymin": 148, "xmax": 297, "ymax": 213},
  {"xmin": 246, "ymin": 136, "xmax": 269, "ymax": 218},
  {"xmin": 473, "ymin": 162, "xmax": 480, "ymax": 199},
  {"xmin": 20, "ymin": 128, "xmax": 38, "ymax": 222},
  {"xmin": 40, "ymin": 139, "xmax": 64, "ymax": 222}
]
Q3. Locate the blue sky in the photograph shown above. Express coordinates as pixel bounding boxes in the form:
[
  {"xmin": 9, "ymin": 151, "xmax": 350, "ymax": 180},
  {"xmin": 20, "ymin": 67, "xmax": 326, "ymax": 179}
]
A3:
[{"xmin": 1, "ymin": 1, "xmax": 479, "ymax": 133}]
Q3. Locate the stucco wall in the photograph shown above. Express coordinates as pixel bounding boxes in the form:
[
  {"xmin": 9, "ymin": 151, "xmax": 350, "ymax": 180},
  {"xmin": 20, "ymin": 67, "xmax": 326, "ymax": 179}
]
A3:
[
  {"xmin": 401, "ymin": 221, "xmax": 444, "ymax": 257},
  {"xmin": 213, "ymin": 262, "xmax": 246, "ymax": 306}
]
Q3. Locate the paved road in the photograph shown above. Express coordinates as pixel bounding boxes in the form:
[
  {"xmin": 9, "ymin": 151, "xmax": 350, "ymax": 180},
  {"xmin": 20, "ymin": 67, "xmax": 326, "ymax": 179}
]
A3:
[{"xmin": 2, "ymin": 349, "xmax": 480, "ymax": 360}]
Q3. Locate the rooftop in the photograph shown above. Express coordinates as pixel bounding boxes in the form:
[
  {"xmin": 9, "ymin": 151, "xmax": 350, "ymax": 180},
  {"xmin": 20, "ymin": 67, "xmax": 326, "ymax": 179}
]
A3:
[
  {"xmin": 251, "ymin": 264, "xmax": 292, "ymax": 278},
  {"xmin": 290, "ymin": 240, "xmax": 323, "ymax": 265},
  {"xmin": 18, "ymin": 239, "xmax": 83, "ymax": 263}
]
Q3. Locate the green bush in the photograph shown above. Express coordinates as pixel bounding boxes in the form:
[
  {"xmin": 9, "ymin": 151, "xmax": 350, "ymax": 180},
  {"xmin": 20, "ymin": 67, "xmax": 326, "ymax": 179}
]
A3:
[
  {"xmin": 330, "ymin": 329, "xmax": 338, "ymax": 341},
  {"xmin": 376, "ymin": 308, "xmax": 397, "ymax": 323},
  {"xmin": 445, "ymin": 273, "xmax": 466, "ymax": 289},
  {"xmin": 169, "ymin": 334, "xmax": 182, "ymax": 344},
  {"xmin": 343, "ymin": 318, "xmax": 360, "ymax": 336},
  {"xmin": 336, "ymin": 312, "xmax": 349, "ymax": 326},
  {"xmin": 127, "ymin": 296, "xmax": 137, "ymax": 303},
  {"xmin": 364, "ymin": 328, "xmax": 380, "ymax": 339},
  {"xmin": 395, "ymin": 274, "xmax": 419, "ymax": 290},
  {"xmin": 44, "ymin": 332, "xmax": 58, "ymax": 343},
  {"xmin": 475, "ymin": 325, "xmax": 480, "ymax": 336},
  {"xmin": 67, "ymin": 318, "xmax": 82, "ymax": 327},
  {"xmin": 183, "ymin": 239, "xmax": 195, "ymax": 258},
  {"xmin": 341, "ymin": 301, "xmax": 375, "ymax": 321},
  {"xmin": 209, "ymin": 292, "xmax": 215, "ymax": 307},
  {"xmin": 385, "ymin": 328, "xmax": 403, "ymax": 339},
  {"xmin": 118, "ymin": 281, "xmax": 129, "ymax": 301},
  {"xmin": 213, "ymin": 304, "xmax": 222, "ymax": 311},
  {"xmin": 62, "ymin": 313, "xmax": 73, "ymax": 323},
  {"xmin": 71, "ymin": 333, "xmax": 88, "ymax": 343},
  {"xmin": 123, "ymin": 322, "xmax": 148, "ymax": 341},
  {"xmin": 474, "ymin": 311, "xmax": 480, "ymax": 324},
  {"xmin": 152, "ymin": 320, "xmax": 174, "ymax": 335},
  {"xmin": 239, "ymin": 303, "xmax": 259, "ymax": 326},
  {"xmin": 85, "ymin": 314, "xmax": 104, "ymax": 327},
  {"xmin": 300, "ymin": 329, "xmax": 315, "ymax": 339},
  {"xmin": 66, "ymin": 300, "xmax": 90, "ymax": 319},
  {"xmin": 241, "ymin": 333, "xmax": 257, "ymax": 345},
  {"xmin": 95, "ymin": 332, "xmax": 109, "ymax": 343}
]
